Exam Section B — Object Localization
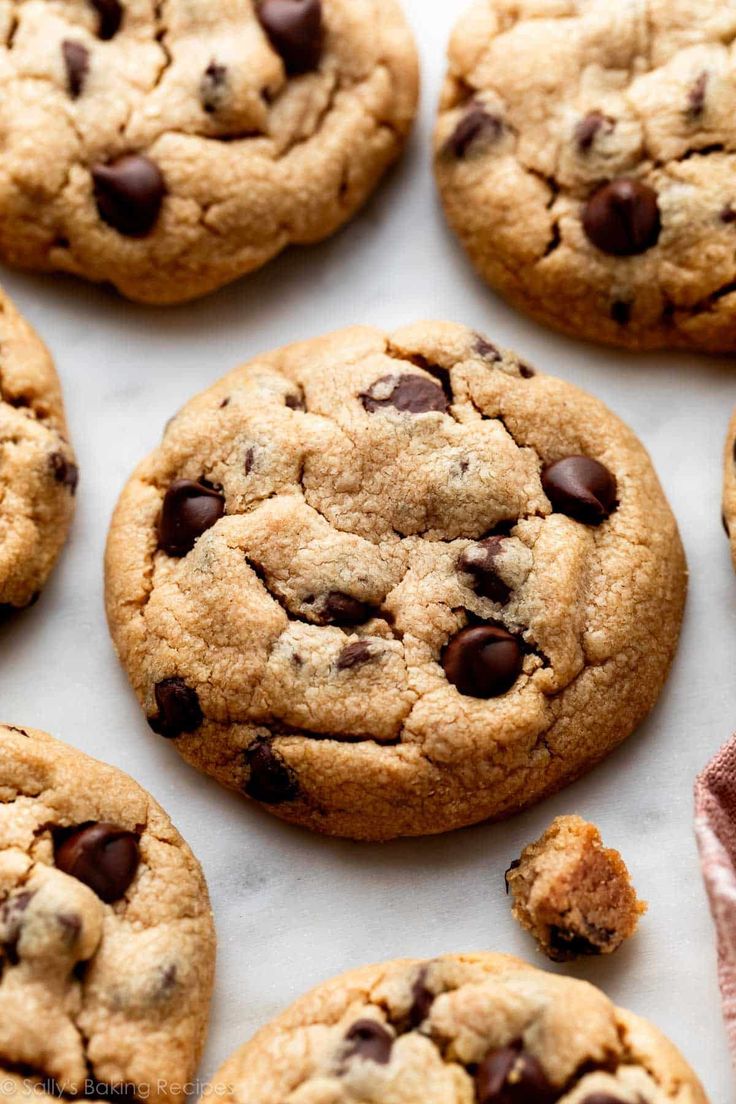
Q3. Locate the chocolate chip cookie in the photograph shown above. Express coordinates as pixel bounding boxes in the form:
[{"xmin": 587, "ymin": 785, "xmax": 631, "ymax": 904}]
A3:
[
  {"xmin": 0, "ymin": 0, "xmax": 418, "ymax": 304},
  {"xmin": 436, "ymin": 0, "xmax": 736, "ymax": 352},
  {"xmin": 105, "ymin": 322, "xmax": 686, "ymax": 841},
  {"xmin": 506, "ymin": 815, "xmax": 647, "ymax": 962},
  {"xmin": 0, "ymin": 287, "xmax": 77, "ymax": 614},
  {"xmin": 207, "ymin": 952, "xmax": 707, "ymax": 1102},
  {"xmin": 0, "ymin": 724, "xmax": 215, "ymax": 1102}
]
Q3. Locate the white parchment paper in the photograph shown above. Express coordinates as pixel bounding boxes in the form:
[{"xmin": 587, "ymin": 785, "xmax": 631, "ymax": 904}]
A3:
[{"xmin": 0, "ymin": 2, "xmax": 732, "ymax": 1097}]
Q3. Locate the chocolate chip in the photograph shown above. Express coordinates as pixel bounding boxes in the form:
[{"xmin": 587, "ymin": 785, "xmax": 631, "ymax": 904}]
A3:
[
  {"xmin": 583, "ymin": 179, "xmax": 661, "ymax": 256},
  {"xmin": 475, "ymin": 1046, "xmax": 556, "ymax": 1104},
  {"xmin": 442, "ymin": 624, "xmax": 523, "ymax": 699},
  {"xmin": 541, "ymin": 456, "xmax": 617, "ymax": 524},
  {"xmin": 407, "ymin": 967, "xmax": 435, "ymax": 1028},
  {"xmin": 343, "ymin": 1020, "xmax": 393, "ymax": 1065},
  {"xmin": 457, "ymin": 538, "xmax": 511, "ymax": 604},
  {"xmin": 92, "ymin": 154, "xmax": 165, "ymax": 237},
  {"xmin": 244, "ymin": 737, "xmax": 299, "ymax": 804},
  {"xmin": 157, "ymin": 478, "xmax": 225, "ymax": 556},
  {"xmin": 244, "ymin": 446, "xmax": 256, "ymax": 474},
  {"xmin": 54, "ymin": 823, "xmax": 140, "ymax": 904},
  {"xmin": 475, "ymin": 336, "xmax": 501, "ymax": 363},
  {"xmin": 610, "ymin": 300, "xmax": 632, "ymax": 325},
  {"xmin": 721, "ymin": 204, "xmax": 736, "ymax": 224},
  {"xmin": 575, "ymin": 111, "xmax": 613, "ymax": 153},
  {"xmin": 446, "ymin": 106, "xmax": 503, "ymax": 158},
  {"xmin": 57, "ymin": 912, "xmax": 83, "ymax": 947},
  {"xmin": 62, "ymin": 41, "xmax": 89, "ymax": 98},
  {"xmin": 257, "ymin": 0, "xmax": 323, "ymax": 75},
  {"xmin": 320, "ymin": 592, "xmax": 374, "ymax": 626},
  {"xmin": 200, "ymin": 60, "xmax": 227, "ymax": 113},
  {"xmin": 1, "ymin": 891, "xmax": 34, "ymax": 964},
  {"xmin": 336, "ymin": 641, "xmax": 372, "ymax": 670},
  {"xmin": 50, "ymin": 452, "xmax": 79, "ymax": 492},
  {"xmin": 688, "ymin": 71, "xmax": 708, "ymax": 118},
  {"xmin": 285, "ymin": 389, "xmax": 306, "ymax": 411},
  {"xmin": 91, "ymin": 0, "xmax": 123, "ymax": 39},
  {"xmin": 504, "ymin": 858, "xmax": 521, "ymax": 894},
  {"xmin": 149, "ymin": 677, "xmax": 203, "ymax": 738},
  {"xmin": 548, "ymin": 925, "xmax": 602, "ymax": 961},
  {"xmin": 518, "ymin": 362, "xmax": 535, "ymax": 379},
  {"xmin": 360, "ymin": 374, "xmax": 449, "ymax": 415}
]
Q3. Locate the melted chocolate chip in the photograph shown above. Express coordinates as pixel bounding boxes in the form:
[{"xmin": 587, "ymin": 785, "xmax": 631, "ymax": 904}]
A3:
[
  {"xmin": 407, "ymin": 967, "xmax": 435, "ymax": 1028},
  {"xmin": 475, "ymin": 336, "xmax": 501, "ymax": 363},
  {"xmin": 92, "ymin": 154, "xmax": 165, "ymax": 237},
  {"xmin": 360, "ymin": 374, "xmax": 449, "ymax": 415},
  {"xmin": 91, "ymin": 0, "xmax": 123, "ymax": 39},
  {"xmin": 575, "ymin": 111, "xmax": 613, "ymax": 153},
  {"xmin": 580, "ymin": 1097, "xmax": 628, "ymax": 1104},
  {"xmin": 475, "ymin": 1046, "xmax": 556, "ymax": 1104},
  {"xmin": 447, "ymin": 106, "xmax": 503, "ymax": 158},
  {"xmin": 157, "ymin": 478, "xmax": 225, "ymax": 556},
  {"xmin": 336, "ymin": 641, "xmax": 373, "ymax": 670},
  {"xmin": 443, "ymin": 624, "xmax": 523, "ymax": 699},
  {"xmin": 62, "ymin": 41, "xmax": 89, "ymax": 98},
  {"xmin": 457, "ymin": 538, "xmax": 511, "ymax": 604},
  {"xmin": 50, "ymin": 452, "xmax": 79, "ymax": 492},
  {"xmin": 320, "ymin": 592, "xmax": 374, "ymax": 626},
  {"xmin": 343, "ymin": 1020, "xmax": 393, "ymax": 1065},
  {"xmin": 541, "ymin": 456, "xmax": 618, "ymax": 524},
  {"xmin": 610, "ymin": 300, "xmax": 632, "ymax": 326},
  {"xmin": 721, "ymin": 204, "xmax": 736, "ymax": 224},
  {"xmin": 257, "ymin": 0, "xmax": 323, "ymax": 75},
  {"xmin": 244, "ymin": 446, "xmax": 256, "ymax": 474},
  {"xmin": 244, "ymin": 737, "xmax": 299, "ymax": 804},
  {"xmin": 200, "ymin": 60, "xmax": 227, "ymax": 113},
  {"xmin": 57, "ymin": 912, "xmax": 83, "ymax": 946},
  {"xmin": 285, "ymin": 389, "xmax": 306, "ymax": 411},
  {"xmin": 688, "ymin": 71, "xmax": 708, "ymax": 118},
  {"xmin": 149, "ymin": 677, "xmax": 203, "ymax": 738},
  {"xmin": 55, "ymin": 823, "xmax": 140, "ymax": 904},
  {"xmin": 548, "ymin": 925, "xmax": 603, "ymax": 961},
  {"xmin": 0, "ymin": 891, "xmax": 34, "ymax": 964},
  {"xmin": 583, "ymin": 179, "xmax": 661, "ymax": 256},
  {"xmin": 518, "ymin": 362, "xmax": 535, "ymax": 379}
]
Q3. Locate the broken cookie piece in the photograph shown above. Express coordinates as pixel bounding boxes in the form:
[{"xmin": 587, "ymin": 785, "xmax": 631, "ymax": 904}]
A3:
[{"xmin": 506, "ymin": 815, "xmax": 647, "ymax": 962}]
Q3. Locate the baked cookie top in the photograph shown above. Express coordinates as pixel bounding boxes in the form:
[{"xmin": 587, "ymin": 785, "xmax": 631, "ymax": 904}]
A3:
[
  {"xmin": 0, "ymin": 725, "xmax": 215, "ymax": 1103},
  {"xmin": 105, "ymin": 321, "xmax": 686, "ymax": 841},
  {"xmin": 207, "ymin": 952, "xmax": 707, "ymax": 1102},
  {"xmin": 435, "ymin": 0, "xmax": 736, "ymax": 352},
  {"xmin": 0, "ymin": 0, "xmax": 418, "ymax": 304},
  {"xmin": 0, "ymin": 287, "xmax": 77, "ymax": 612}
]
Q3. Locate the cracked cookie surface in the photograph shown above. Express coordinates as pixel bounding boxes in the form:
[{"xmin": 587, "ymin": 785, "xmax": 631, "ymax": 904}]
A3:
[
  {"xmin": 0, "ymin": 0, "xmax": 418, "ymax": 304},
  {"xmin": 207, "ymin": 952, "xmax": 707, "ymax": 1102},
  {"xmin": 0, "ymin": 724, "xmax": 215, "ymax": 1103},
  {"xmin": 104, "ymin": 321, "xmax": 686, "ymax": 841},
  {"xmin": 435, "ymin": 0, "xmax": 736, "ymax": 352},
  {"xmin": 0, "ymin": 287, "xmax": 77, "ymax": 612}
]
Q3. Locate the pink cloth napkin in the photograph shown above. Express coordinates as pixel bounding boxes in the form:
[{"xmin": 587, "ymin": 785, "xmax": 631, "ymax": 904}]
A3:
[{"xmin": 695, "ymin": 737, "xmax": 736, "ymax": 1057}]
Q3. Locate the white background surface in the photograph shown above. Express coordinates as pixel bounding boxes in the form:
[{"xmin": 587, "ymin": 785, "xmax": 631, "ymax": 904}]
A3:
[{"xmin": 1, "ymin": 1, "xmax": 734, "ymax": 1097}]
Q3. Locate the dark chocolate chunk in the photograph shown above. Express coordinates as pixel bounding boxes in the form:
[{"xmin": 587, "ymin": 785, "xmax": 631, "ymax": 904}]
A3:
[
  {"xmin": 360, "ymin": 374, "xmax": 449, "ymax": 415},
  {"xmin": 50, "ymin": 452, "xmax": 79, "ymax": 492},
  {"xmin": 244, "ymin": 737, "xmax": 299, "ymax": 804},
  {"xmin": 92, "ymin": 154, "xmax": 165, "ymax": 237},
  {"xmin": 257, "ymin": 0, "xmax": 323, "ymax": 75},
  {"xmin": 442, "ymin": 624, "xmax": 523, "ymax": 699},
  {"xmin": 320, "ymin": 592, "xmax": 374, "ymax": 626},
  {"xmin": 541, "ymin": 456, "xmax": 618, "ymax": 524},
  {"xmin": 91, "ymin": 0, "xmax": 123, "ymax": 40},
  {"xmin": 457, "ymin": 538, "xmax": 512, "ymax": 604},
  {"xmin": 157, "ymin": 478, "xmax": 225, "ymax": 556},
  {"xmin": 475, "ymin": 1045, "xmax": 556, "ymax": 1104},
  {"xmin": 55, "ymin": 823, "xmax": 140, "ymax": 903},
  {"xmin": 447, "ymin": 106, "xmax": 503, "ymax": 158},
  {"xmin": 336, "ymin": 641, "xmax": 373, "ymax": 670},
  {"xmin": 149, "ymin": 677, "xmax": 203, "ymax": 738},
  {"xmin": 62, "ymin": 41, "xmax": 90, "ymax": 98},
  {"xmin": 343, "ymin": 1020, "xmax": 393, "ymax": 1065},
  {"xmin": 583, "ymin": 179, "xmax": 661, "ymax": 256}
]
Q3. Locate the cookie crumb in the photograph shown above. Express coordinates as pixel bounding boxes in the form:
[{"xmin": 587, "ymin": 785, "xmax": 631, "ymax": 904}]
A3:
[{"xmin": 506, "ymin": 815, "xmax": 647, "ymax": 962}]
